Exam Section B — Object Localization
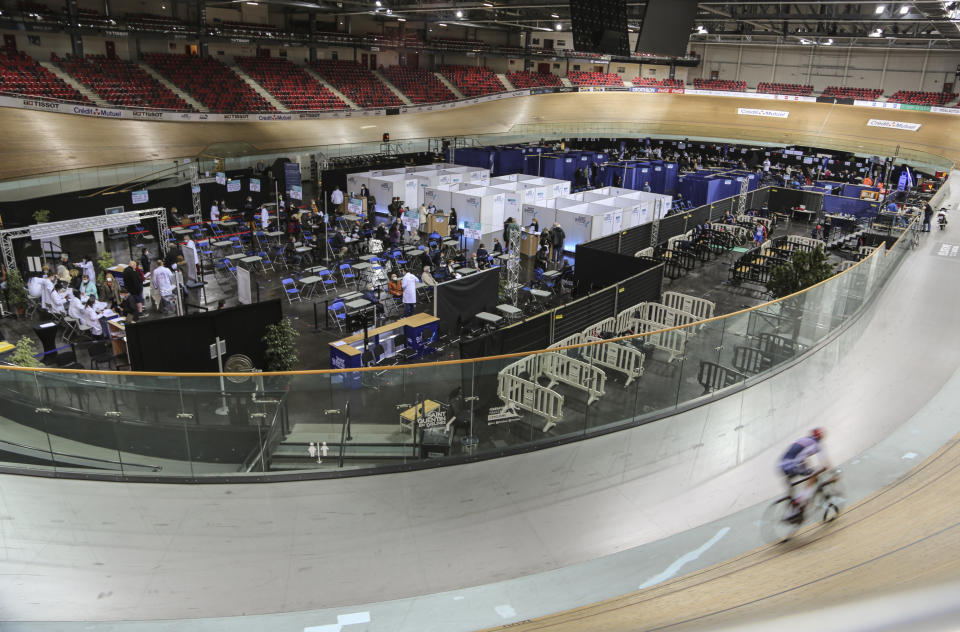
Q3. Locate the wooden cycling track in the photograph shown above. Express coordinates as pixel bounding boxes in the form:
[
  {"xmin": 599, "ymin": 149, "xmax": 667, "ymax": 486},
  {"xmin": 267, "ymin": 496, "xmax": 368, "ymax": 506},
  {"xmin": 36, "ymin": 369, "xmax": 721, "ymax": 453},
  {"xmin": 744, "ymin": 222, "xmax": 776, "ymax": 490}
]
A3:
[
  {"xmin": 484, "ymin": 433, "xmax": 960, "ymax": 632},
  {"xmin": 1, "ymin": 93, "xmax": 960, "ymax": 628},
  {"xmin": 3, "ymin": 92, "xmax": 960, "ymax": 180}
]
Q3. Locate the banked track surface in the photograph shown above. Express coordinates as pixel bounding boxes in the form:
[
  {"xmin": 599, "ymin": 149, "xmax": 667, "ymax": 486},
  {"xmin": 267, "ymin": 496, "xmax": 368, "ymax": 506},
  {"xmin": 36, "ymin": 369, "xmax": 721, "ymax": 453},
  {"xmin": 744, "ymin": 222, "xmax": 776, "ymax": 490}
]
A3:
[
  {"xmin": 483, "ymin": 433, "xmax": 960, "ymax": 632},
  {"xmin": 2, "ymin": 92, "xmax": 960, "ymax": 179}
]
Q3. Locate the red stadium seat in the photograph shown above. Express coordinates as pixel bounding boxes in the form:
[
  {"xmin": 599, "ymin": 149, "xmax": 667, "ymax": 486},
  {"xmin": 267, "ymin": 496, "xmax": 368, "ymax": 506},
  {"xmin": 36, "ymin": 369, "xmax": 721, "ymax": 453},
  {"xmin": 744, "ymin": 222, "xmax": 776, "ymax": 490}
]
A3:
[{"xmin": 142, "ymin": 53, "xmax": 275, "ymax": 112}]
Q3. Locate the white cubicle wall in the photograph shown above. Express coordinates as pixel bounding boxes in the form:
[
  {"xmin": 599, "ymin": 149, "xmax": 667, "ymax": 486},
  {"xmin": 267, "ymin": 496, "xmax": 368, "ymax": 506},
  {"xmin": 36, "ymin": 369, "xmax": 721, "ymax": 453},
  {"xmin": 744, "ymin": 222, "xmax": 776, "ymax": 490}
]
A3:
[{"xmin": 450, "ymin": 188, "xmax": 507, "ymax": 235}]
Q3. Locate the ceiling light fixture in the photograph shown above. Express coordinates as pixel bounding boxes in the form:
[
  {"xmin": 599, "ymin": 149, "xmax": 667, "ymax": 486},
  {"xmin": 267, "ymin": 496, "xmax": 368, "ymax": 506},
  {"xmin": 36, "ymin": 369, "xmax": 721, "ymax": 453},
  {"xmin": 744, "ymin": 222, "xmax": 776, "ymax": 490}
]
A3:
[
  {"xmin": 550, "ymin": 12, "xmax": 559, "ymax": 18},
  {"xmin": 438, "ymin": 22, "xmax": 447, "ymax": 26},
  {"xmin": 482, "ymin": 1, "xmax": 493, "ymax": 6},
  {"xmin": 456, "ymin": 9, "xmax": 463, "ymax": 17},
  {"xmin": 555, "ymin": 23, "xmax": 562, "ymax": 30},
  {"xmin": 875, "ymin": 4, "xmax": 885, "ymax": 13},
  {"xmin": 900, "ymin": 5, "xmax": 909, "ymax": 13},
  {"xmin": 825, "ymin": 38, "xmax": 834, "ymax": 44},
  {"xmin": 375, "ymin": 0, "xmax": 381, "ymax": 6},
  {"xmin": 869, "ymin": 27, "xmax": 883, "ymax": 36},
  {"xmin": 397, "ymin": 16, "xmax": 405, "ymax": 21}
]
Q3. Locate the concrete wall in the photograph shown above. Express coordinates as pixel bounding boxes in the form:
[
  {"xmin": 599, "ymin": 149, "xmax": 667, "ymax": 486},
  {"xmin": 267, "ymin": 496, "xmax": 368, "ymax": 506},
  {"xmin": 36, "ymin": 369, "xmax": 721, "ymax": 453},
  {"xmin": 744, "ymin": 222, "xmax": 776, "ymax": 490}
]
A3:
[{"xmin": 689, "ymin": 42, "xmax": 960, "ymax": 94}]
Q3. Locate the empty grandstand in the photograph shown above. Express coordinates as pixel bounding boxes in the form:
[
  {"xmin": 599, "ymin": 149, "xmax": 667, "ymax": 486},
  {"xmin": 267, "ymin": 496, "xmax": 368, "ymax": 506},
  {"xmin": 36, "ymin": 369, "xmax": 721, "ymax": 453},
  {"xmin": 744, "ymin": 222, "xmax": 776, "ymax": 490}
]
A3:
[
  {"xmin": 55, "ymin": 54, "xmax": 192, "ymax": 111},
  {"xmin": 381, "ymin": 65, "xmax": 455, "ymax": 104},
  {"xmin": 143, "ymin": 53, "xmax": 275, "ymax": 112}
]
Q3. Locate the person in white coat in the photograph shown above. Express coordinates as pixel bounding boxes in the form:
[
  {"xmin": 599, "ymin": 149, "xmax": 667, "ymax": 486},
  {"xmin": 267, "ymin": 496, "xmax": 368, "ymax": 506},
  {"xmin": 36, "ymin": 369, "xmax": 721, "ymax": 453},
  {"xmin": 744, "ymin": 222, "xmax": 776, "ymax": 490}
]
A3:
[
  {"xmin": 401, "ymin": 270, "xmax": 418, "ymax": 317},
  {"xmin": 66, "ymin": 291, "xmax": 85, "ymax": 321},
  {"xmin": 260, "ymin": 206, "xmax": 270, "ymax": 231},
  {"xmin": 48, "ymin": 285, "xmax": 67, "ymax": 315},
  {"xmin": 152, "ymin": 260, "xmax": 175, "ymax": 313},
  {"xmin": 80, "ymin": 296, "xmax": 105, "ymax": 338},
  {"xmin": 39, "ymin": 274, "xmax": 57, "ymax": 312}
]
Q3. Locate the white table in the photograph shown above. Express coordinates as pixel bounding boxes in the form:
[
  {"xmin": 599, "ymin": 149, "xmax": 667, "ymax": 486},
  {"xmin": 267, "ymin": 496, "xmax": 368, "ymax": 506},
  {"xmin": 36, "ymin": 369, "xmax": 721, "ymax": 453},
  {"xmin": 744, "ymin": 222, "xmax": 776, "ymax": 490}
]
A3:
[
  {"xmin": 542, "ymin": 270, "xmax": 561, "ymax": 280},
  {"xmin": 457, "ymin": 267, "xmax": 477, "ymax": 275},
  {"xmin": 298, "ymin": 275, "xmax": 322, "ymax": 299},
  {"xmin": 496, "ymin": 304, "xmax": 522, "ymax": 320},
  {"xmin": 530, "ymin": 289, "xmax": 551, "ymax": 299},
  {"xmin": 345, "ymin": 298, "xmax": 372, "ymax": 311},
  {"xmin": 212, "ymin": 240, "xmax": 232, "ymax": 248},
  {"xmin": 475, "ymin": 311, "xmax": 503, "ymax": 327},
  {"xmin": 226, "ymin": 253, "xmax": 247, "ymax": 262},
  {"xmin": 240, "ymin": 255, "xmax": 262, "ymax": 272},
  {"xmin": 265, "ymin": 231, "xmax": 284, "ymax": 238}
]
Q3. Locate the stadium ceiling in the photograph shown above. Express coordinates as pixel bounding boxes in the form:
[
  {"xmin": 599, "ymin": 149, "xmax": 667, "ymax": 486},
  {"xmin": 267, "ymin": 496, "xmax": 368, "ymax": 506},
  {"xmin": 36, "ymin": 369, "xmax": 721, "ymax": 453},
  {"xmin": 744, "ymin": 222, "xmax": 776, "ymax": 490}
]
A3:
[{"xmin": 238, "ymin": 1, "xmax": 960, "ymax": 49}]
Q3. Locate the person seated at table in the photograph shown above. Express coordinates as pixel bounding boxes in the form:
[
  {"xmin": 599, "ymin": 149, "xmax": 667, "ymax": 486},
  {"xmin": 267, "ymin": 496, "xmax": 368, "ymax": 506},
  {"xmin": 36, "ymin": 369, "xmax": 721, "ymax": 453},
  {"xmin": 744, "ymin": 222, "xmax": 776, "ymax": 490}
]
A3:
[
  {"xmin": 388, "ymin": 273, "xmax": 403, "ymax": 299},
  {"xmin": 375, "ymin": 222, "xmax": 387, "ymax": 243},
  {"xmin": 80, "ymin": 295, "xmax": 108, "ymax": 339},
  {"xmin": 66, "ymin": 289, "xmax": 86, "ymax": 322},
  {"xmin": 329, "ymin": 229, "xmax": 348, "ymax": 258},
  {"xmin": 476, "ymin": 243, "xmax": 490, "ymax": 268},
  {"xmin": 283, "ymin": 236, "xmax": 303, "ymax": 267},
  {"xmin": 724, "ymin": 211, "xmax": 735, "ymax": 225},
  {"xmin": 444, "ymin": 260, "xmax": 460, "ymax": 280},
  {"xmin": 79, "ymin": 274, "xmax": 98, "ymax": 300},
  {"xmin": 534, "ymin": 245, "xmax": 549, "ymax": 272},
  {"xmin": 421, "ymin": 266, "xmax": 437, "ymax": 287},
  {"xmin": 469, "ymin": 252, "xmax": 480, "ymax": 270},
  {"xmin": 362, "ymin": 284, "xmax": 386, "ymax": 317},
  {"xmin": 117, "ymin": 288, "xmax": 142, "ymax": 323},
  {"xmin": 48, "ymin": 283, "xmax": 67, "ymax": 316},
  {"xmin": 559, "ymin": 260, "xmax": 575, "ymax": 281},
  {"xmin": 529, "ymin": 217, "xmax": 540, "ymax": 233},
  {"xmin": 389, "ymin": 222, "xmax": 401, "ymax": 249},
  {"xmin": 492, "ymin": 238, "xmax": 503, "ymax": 255}
]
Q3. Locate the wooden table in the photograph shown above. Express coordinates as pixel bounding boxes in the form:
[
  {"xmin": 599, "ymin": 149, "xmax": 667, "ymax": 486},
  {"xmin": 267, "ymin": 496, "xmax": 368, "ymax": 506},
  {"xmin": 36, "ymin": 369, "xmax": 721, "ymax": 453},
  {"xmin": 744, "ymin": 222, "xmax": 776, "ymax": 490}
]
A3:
[{"xmin": 399, "ymin": 399, "xmax": 442, "ymax": 436}]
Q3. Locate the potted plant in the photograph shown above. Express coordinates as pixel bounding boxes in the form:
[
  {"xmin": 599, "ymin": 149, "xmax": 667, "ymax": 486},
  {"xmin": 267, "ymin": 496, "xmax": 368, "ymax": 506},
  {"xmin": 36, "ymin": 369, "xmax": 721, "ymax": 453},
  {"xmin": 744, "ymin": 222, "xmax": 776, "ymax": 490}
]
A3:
[
  {"xmin": 32, "ymin": 209, "xmax": 51, "ymax": 224},
  {"xmin": 96, "ymin": 251, "xmax": 115, "ymax": 286},
  {"xmin": 9, "ymin": 336, "xmax": 40, "ymax": 367},
  {"xmin": 262, "ymin": 318, "xmax": 299, "ymax": 372},
  {"xmin": 5, "ymin": 268, "xmax": 29, "ymax": 317}
]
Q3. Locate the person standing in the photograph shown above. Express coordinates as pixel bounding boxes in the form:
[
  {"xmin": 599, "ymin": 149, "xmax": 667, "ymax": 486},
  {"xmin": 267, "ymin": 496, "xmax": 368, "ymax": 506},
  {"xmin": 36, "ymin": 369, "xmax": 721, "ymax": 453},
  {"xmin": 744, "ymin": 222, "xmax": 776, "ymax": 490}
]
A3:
[
  {"xmin": 330, "ymin": 186, "xmax": 344, "ymax": 214},
  {"xmin": 401, "ymin": 269, "xmax": 418, "ymax": 317},
  {"xmin": 122, "ymin": 261, "xmax": 144, "ymax": 318},
  {"xmin": 642, "ymin": 181, "xmax": 651, "ymax": 193},
  {"xmin": 152, "ymin": 259, "xmax": 175, "ymax": 314},
  {"xmin": 549, "ymin": 222, "xmax": 565, "ymax": 264},
  {"xmin": 260, "ymin": 205, "xmax": 270, "ymax": 231}
]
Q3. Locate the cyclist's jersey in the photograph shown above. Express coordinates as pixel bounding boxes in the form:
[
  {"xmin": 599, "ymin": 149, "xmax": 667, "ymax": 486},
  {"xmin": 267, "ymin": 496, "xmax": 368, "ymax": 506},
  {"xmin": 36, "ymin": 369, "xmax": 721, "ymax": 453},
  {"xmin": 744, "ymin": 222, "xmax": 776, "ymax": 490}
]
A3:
[{"xmin": 780, "ymin": 436, "xmax": 820, "ymax": 474}]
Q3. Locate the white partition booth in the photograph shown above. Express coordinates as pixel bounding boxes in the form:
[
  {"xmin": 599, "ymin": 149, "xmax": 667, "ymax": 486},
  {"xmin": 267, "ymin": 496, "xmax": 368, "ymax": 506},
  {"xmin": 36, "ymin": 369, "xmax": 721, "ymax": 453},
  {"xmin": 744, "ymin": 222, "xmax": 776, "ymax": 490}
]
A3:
[
  {"xmin": 345, "ymin": 165, "xmax": 490, "ymax": 211},
  {"xmin": 450, "ymin": 188, "xmax": 507, "ymax": 235}
]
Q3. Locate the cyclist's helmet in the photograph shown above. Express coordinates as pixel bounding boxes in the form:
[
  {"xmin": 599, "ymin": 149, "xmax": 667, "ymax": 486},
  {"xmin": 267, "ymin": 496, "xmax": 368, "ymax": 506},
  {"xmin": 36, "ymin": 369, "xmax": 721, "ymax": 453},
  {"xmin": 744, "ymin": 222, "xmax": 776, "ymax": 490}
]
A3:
[{"xmin": 811, "ymin": 427, "xmax": 824, "ymax": 442}]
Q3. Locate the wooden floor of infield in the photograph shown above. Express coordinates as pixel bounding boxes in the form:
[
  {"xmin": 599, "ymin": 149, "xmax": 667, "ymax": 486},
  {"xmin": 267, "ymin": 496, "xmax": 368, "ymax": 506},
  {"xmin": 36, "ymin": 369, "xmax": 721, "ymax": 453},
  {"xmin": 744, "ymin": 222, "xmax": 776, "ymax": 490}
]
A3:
[{"xmin": 481, "ymin": 434, "xmax": 960, "ymax": 632}]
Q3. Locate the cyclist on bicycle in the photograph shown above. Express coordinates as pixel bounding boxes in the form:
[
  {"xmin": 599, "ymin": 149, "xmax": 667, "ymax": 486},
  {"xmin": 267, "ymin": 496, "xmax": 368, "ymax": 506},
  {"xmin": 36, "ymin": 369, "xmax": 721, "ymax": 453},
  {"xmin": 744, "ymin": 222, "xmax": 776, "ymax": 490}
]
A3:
[{"xmin": 780, "ymin": 428, "xmax": 830, "ymax": 520}]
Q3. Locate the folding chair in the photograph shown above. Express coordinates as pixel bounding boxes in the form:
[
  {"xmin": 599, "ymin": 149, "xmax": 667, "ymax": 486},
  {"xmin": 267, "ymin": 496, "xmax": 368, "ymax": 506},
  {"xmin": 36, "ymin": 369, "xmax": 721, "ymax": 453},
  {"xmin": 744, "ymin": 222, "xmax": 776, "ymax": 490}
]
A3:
[
  {"xmin": 328, "ymin": 300, "xmax": 347, "ymax": 331},
  {"xmin": 317, "ymin": 269, "xmax": 338, "ymax": 294},
  {"xmin": 218, "ymin": 257, "xmax": 237, "ymax": 279},
  {"xmin": 339, "ymin": 263, "xmax": 357, "ymax": 289},
  {"xmin": 258, "ymin": 251, "xmax": 275, "ymax": 272},
  {"xmin": 281, "ymin": 278, "xmax": 302, "ymax": 303}
]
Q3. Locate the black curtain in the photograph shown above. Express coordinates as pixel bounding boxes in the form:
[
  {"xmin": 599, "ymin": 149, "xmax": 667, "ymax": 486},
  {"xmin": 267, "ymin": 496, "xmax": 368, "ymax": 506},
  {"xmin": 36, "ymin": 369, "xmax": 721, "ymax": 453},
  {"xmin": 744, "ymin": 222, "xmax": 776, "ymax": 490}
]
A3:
[
  {"xmin": 435, "ymin": 268, "xmax": 500, "ymax": 335},
  {"xmin": 126, "ymin": 299, "xmax": 283, "ymax": 372}
]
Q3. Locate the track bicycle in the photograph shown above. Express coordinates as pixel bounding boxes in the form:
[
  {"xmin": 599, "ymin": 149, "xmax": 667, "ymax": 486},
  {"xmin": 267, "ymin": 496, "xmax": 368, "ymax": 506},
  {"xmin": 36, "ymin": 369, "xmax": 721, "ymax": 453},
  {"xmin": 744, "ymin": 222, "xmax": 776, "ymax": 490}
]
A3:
[{"xmin": 761, "ymin": 469, "xmax": 844, "ymax": 543}]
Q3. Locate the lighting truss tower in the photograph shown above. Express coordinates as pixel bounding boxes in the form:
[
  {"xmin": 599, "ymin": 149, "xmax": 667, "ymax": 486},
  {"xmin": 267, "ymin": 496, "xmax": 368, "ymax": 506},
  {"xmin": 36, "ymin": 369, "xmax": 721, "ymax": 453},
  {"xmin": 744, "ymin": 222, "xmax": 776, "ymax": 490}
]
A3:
[
  {"xmin": 507, "ymin": 223, "xmax": 521, "ymax": 305},
  {"xmin": 737, "ymin": 176, "xmax": 749, "ymax": 216},
  {"xmin": 190, "ymin": 161, "xmax": 201, "ymax": 221}
]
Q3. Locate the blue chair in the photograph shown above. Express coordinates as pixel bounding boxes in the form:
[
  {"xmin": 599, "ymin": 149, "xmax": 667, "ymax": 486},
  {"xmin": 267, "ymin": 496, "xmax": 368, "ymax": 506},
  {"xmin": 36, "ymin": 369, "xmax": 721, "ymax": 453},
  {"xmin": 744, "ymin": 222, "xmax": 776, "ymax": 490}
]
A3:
[
  {"xmin": 281, "ymin": 278, "xmax": 302, "ymax": 303},
  {"xmin": 317, "ymin": 269, "xmax": 337, "ymax": 294},
  {"xmin": 219, "ymin": 257, "xmax": 236, "ymax": 278},
  {"xmin": 328, "ymin": 300, "xmax": 347, "ymax": 331},
  {"xmin": 339, "ymin": 263, "xmax": 357, "ymax": 289}
]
